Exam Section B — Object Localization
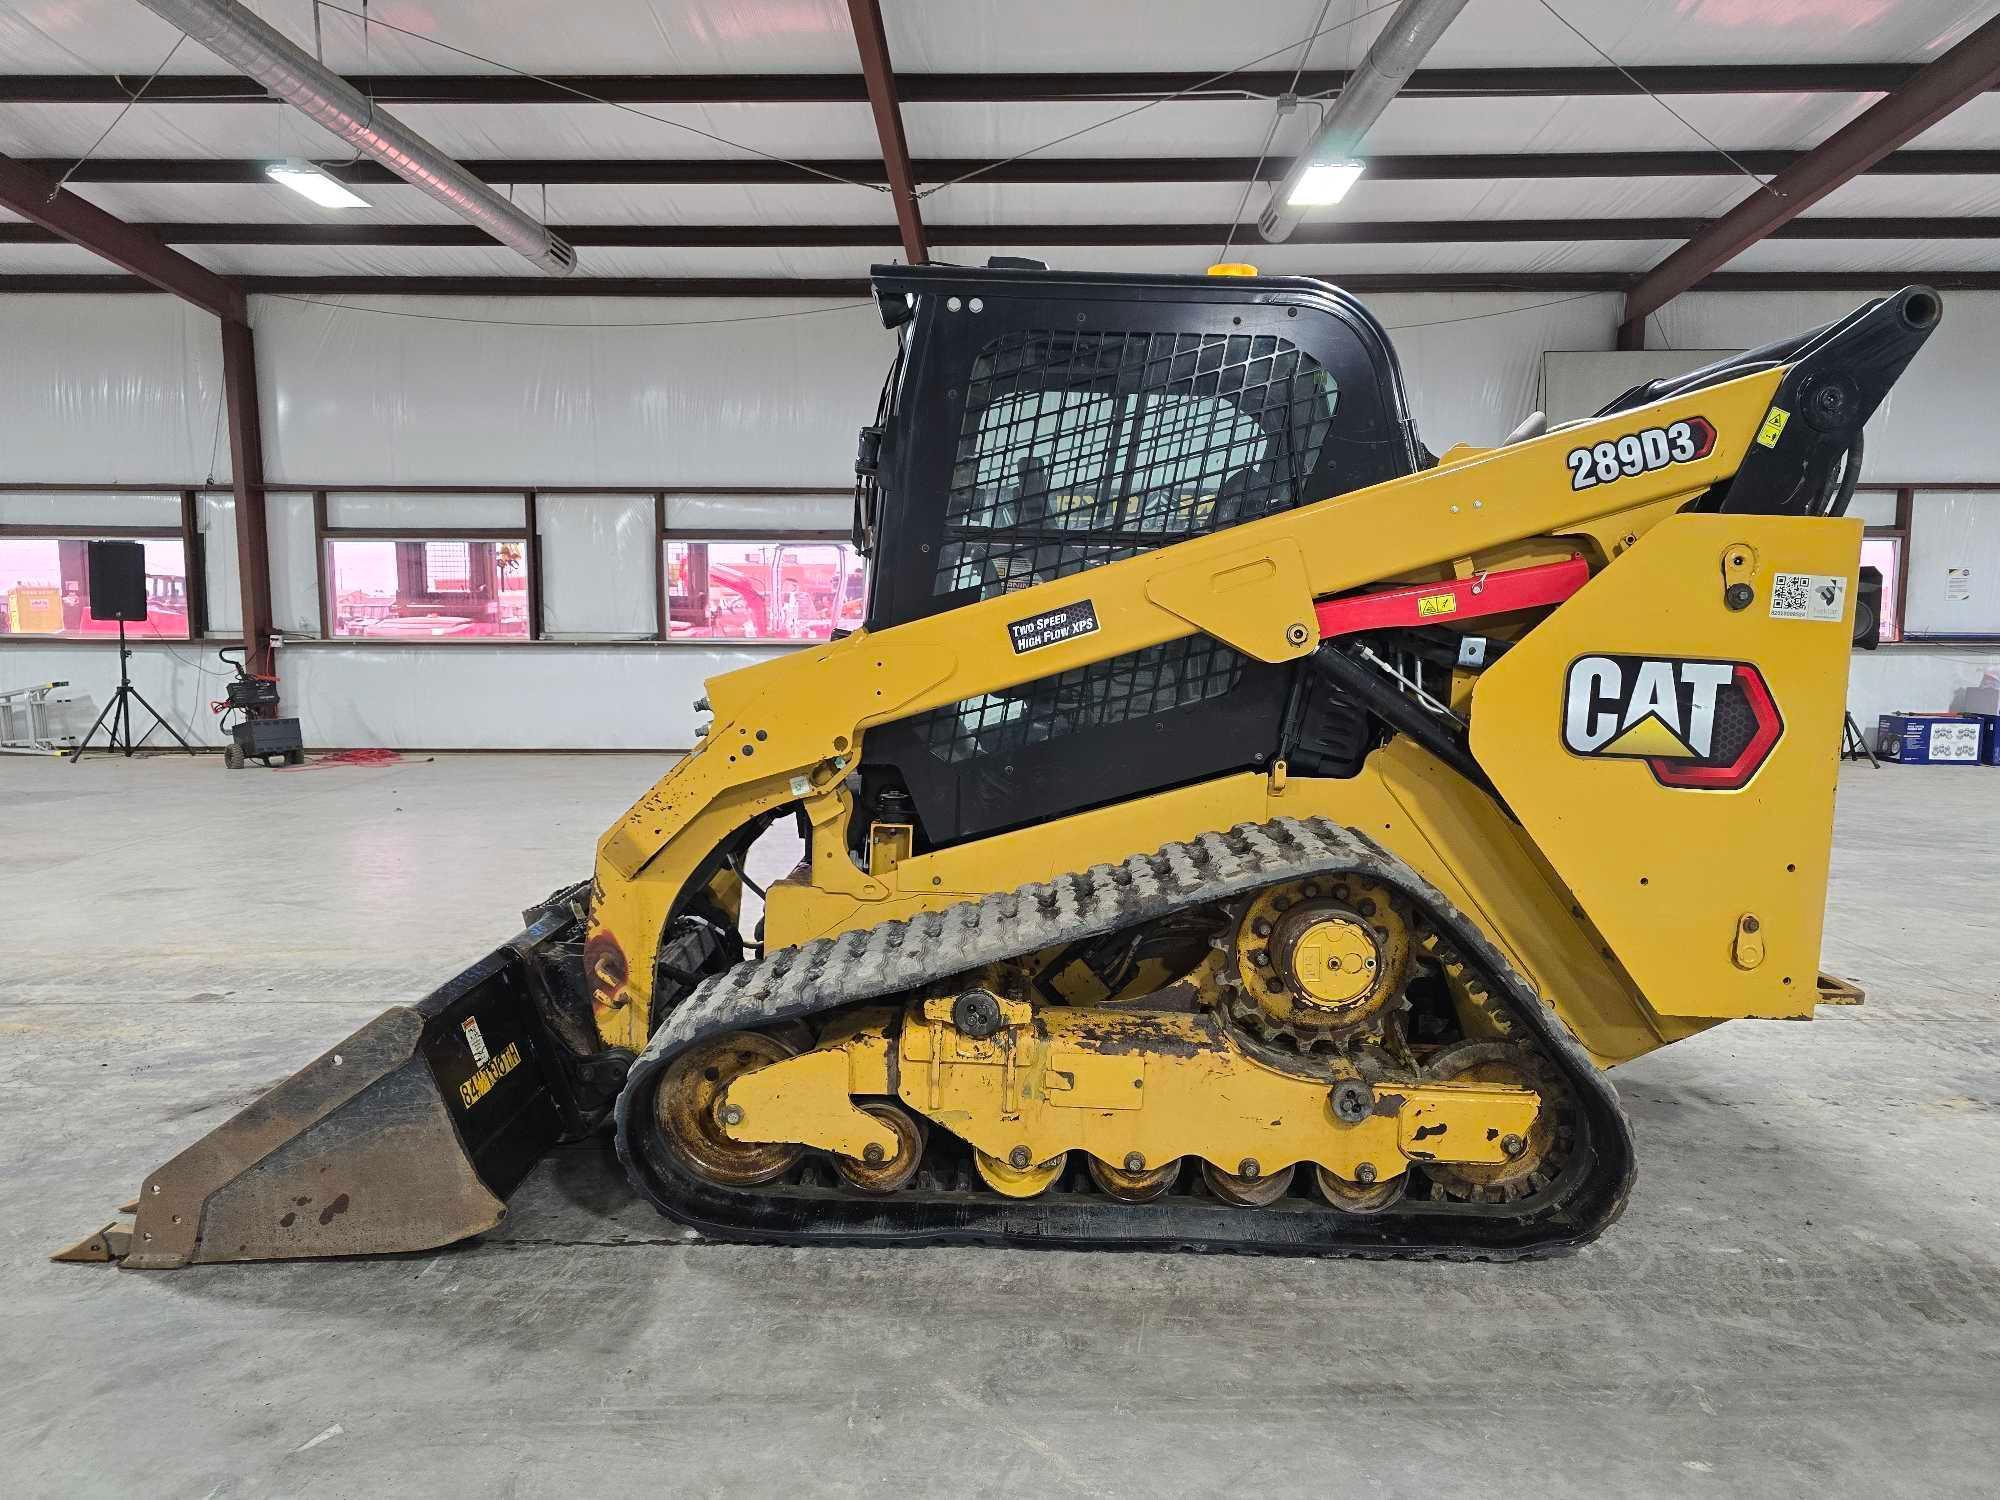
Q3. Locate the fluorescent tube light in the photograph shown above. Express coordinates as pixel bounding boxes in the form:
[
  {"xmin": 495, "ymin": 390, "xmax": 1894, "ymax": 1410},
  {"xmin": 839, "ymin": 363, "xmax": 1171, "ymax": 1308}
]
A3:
[{"xmin": 265, "ymin": 160, "xmax": 371, "ymax": 210}]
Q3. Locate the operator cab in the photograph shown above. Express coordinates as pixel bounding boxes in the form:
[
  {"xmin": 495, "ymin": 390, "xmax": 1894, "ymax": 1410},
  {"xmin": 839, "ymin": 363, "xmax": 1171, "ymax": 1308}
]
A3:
[{"xmin": 851, "ymin": 261, "xmax": 1430, "ymax": 847}]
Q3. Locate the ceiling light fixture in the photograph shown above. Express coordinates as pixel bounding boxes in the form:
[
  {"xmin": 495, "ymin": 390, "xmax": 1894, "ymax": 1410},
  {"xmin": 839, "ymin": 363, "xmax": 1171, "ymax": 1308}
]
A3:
[
  {"xmin": 1286, "ymin": 160, "xmax": 1365, "ymax": 208},
  {"xmin": 264, "ymin": 160, "xmax": 370, "ymax": 209}
]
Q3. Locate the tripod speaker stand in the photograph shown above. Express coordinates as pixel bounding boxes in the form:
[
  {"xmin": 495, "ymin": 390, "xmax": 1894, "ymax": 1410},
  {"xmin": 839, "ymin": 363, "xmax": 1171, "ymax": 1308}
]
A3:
[{"xmin": 67, "ymin": 540, "xmax": 196, "ymax": 762}]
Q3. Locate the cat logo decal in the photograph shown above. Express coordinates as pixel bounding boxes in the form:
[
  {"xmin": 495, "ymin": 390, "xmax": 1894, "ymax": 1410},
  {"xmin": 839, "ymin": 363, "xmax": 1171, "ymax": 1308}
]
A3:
[{"xmin": 1562, "ymin": 655, "xmax": 1782, "ymax": 790}]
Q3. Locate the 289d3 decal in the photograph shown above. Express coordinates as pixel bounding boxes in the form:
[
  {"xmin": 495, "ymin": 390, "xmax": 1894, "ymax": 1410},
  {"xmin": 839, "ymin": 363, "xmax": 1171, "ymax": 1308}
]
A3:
[{"xmin": 1566, "ymin": 416, "xmax": 1716, "ymax": 490}]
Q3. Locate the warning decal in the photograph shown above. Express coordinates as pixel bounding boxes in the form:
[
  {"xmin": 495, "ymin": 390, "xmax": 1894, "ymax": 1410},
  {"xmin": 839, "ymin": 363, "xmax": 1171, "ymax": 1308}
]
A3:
[{"xmin": 1008, "ymin": 599, "xmax": 1100, "ymax": 653}]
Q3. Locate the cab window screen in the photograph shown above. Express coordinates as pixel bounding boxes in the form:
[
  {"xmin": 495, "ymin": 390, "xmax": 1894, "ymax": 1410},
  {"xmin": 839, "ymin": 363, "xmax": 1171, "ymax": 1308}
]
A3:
[{"xmin": 937, "ymin": 328, "xmax": 1337, "ymax": 600}]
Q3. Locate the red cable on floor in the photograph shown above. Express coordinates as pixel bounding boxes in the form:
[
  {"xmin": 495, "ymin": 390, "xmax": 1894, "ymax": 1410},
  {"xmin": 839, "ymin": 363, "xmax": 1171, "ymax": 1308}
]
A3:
[{"xmin": 280, "ymin": 748, "xmax": 406, "ymax": 770}]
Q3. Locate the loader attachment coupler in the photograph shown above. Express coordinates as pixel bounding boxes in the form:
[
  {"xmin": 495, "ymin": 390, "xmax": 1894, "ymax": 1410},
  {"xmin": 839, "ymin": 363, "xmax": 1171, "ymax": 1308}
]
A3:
[{"xmin": 59, "ymin": 905, "xmax": 594, "ymax": 1268}]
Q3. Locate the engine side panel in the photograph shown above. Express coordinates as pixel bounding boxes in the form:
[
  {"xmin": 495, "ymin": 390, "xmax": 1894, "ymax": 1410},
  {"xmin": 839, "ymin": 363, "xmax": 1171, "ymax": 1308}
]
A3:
[{"xmin": 1470, "ymin": 512, "xmax": 1860, "ymax": 1021}]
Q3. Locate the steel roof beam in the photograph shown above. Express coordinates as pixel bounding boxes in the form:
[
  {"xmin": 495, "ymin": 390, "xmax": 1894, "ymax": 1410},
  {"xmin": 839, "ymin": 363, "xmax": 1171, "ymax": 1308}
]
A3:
[
  {"xmin": 0, "ymin": 153, "xmax": 243, "ymax": 320},
  {"xmin": 4, "ymin": 216, "xmax": 1994, "ymax": 248},
  {"xmin": 25, "ymin": 149, "xmax": 2000, "ymax": 188},
  {"xmin": 7, "ymin": 270, "xmax": 1997, "ymax": 298},
  {"xmin": 0, "ymin": 63, "xmax": 1972, "ymax": 106},
  {"xmin": 845, "ymin": 0, "xmax": 924, "ymax": 263},
  {"xmin": 1619, "ymin": 12, "xmax": 2000, "ymax": 346}
]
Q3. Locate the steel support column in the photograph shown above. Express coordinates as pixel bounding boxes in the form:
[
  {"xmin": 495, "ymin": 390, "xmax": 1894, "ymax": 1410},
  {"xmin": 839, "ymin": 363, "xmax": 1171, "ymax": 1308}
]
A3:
[
  {"xmin": 0, "ymin": 154, "xmax": 275, "ymax": 691},
  {"xmin": 221, "ymin": 319, "xmax": 275, "ymax": 680}
]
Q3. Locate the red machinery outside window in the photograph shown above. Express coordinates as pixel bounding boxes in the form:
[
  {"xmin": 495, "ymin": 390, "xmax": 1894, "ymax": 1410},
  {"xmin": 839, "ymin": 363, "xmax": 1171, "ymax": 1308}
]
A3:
[
  {"xmin": 0, "ymin": 536, "xmax": 191, "ymax": 639},
  {"xmin": 666, "ymin": 540, "xmax": 866, "ymax": 642},
  {"xmin": 325, "ymin": 538, "xmax": 531, "ymax": 639}
]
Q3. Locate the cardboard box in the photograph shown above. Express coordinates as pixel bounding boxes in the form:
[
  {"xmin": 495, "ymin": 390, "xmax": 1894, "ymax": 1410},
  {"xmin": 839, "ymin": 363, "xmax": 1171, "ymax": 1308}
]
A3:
[
  {"xmin": 1876, "ymin": 712, "xmax": 1987, "ymax": 765},
  {"xmin": 1970, "ymin": 713, "xmax": 2000, "ymax": 766}
]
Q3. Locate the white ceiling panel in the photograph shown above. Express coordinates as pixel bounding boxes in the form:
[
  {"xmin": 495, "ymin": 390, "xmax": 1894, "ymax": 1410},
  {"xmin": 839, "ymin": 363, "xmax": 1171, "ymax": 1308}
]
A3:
[
  {"xmin": 0, "ymin": 0, "xmax": 861, "ymax": 74},
  {"xmin": 1806, "ymin": 173, "xmax": 2000, "ymax": 217},
  {"xmin": 564, "ymin": 245, "xmax": 881, "ymax": 277},
  {"xmin": 0, "ymin": 92, "xmax": 1944, "ymax": 176},
  {"xmin": 0, "ymin": 99, "xmax": 886, "ymax": 162},
  {"xmin": 902, "ymin": 91, "xmax": 1893, "ymax": 163},
  {"xmin": 0, "ymin": 100, "xmax": 347, "ymax": 160},
  {"xmin": 925, "ymin": 174, "xmax": 1748, "ymax": 225},
  {"xmin": 390, "ymin": 100, "xmax": 884, "ymax": 160},
  {"xmin": 924, "ymin": 181, "xmax": 1270, "ymax": 226},
  {"xmin": 903, "ymin": 99, "xmax": 1314, "ymax": 159},
  {"xmin": 60, "ymin": 180, "xmax": 898, "ymax": 228},
  {"xmin": 0, "ymin": 241, "xmax": 135, "ymax": 272},
  {"xmin": 1724, "ymin": 237, "xmax": 2000, "ymax": 272},
  {"xmin": 8, "ymin": 0, "xmax": 1978, "ymax": 79},
  {"xmin": 1428, "ymin": 0, "xmax": 1991, "ymax": 68},
  {"xmin": 70, "ymin": 181, "xmax": 472, "ymax": 225},
  {"xmin": 534, "ymin": 182, "xmax": 891, "ymax": 226},
  {"xmin": 1904, "ymin": 90, "xmax": 2000, "ymax": 146},
  {"xmin": 183, "ymin": 241, "xmax": 536, "ymax": 277},
  {"xmin": 1424, "ymin": 174, "xmax": 1750, "ymax": 221},
  {"xmin": 888, "ymin": 0, "xmax": 1995, "ymax": 72},
  {"xmin": 188, "ymin": 242, "xmax": 881, "ymax": 279},
  {"xmin": 1368, "ymin": 91, "xmax": 1879, "ymax": 155}
]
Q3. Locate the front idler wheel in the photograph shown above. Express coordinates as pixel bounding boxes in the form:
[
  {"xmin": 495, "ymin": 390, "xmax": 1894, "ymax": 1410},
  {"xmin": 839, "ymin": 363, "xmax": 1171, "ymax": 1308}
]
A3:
[{"xmin": 653, "ymin": 1031, "xmax": 802, "ymax": 1187}]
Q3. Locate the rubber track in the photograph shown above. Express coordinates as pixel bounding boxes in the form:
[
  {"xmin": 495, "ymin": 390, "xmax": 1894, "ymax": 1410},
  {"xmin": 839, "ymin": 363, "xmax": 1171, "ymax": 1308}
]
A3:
[{"xmin": 613, "ymin": 816, "xmax": 1634, "ymax": 1259}]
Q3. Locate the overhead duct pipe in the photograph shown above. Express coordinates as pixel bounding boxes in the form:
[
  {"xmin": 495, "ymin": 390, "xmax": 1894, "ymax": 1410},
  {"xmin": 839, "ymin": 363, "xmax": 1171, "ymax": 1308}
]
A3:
[
  {"xmin": 1257, "ymin": 0, "xmax": 1468, "ymax": 243},
  {"xmin": 135, "ymin": 0, "xmax": 577, "ymax": 274}
]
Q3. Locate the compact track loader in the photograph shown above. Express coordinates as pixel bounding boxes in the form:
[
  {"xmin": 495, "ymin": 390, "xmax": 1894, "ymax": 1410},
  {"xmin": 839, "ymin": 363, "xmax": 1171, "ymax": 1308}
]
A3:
[{"xmin": 63, "ymin": 266, "xmax": 1939, "ymax": 1267}]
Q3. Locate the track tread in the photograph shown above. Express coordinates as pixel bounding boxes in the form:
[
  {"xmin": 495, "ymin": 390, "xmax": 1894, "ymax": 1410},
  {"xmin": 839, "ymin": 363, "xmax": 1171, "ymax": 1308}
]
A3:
[{"xmin": 614, "ymin": 816, "xmax": 1634, "ymax": 1259}]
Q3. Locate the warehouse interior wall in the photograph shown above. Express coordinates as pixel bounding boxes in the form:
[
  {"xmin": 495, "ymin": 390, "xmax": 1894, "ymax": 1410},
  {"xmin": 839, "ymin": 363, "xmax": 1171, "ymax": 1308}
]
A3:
[{"xmin": 2, "ymin": 288, "xmax": 1996, "ymax": 750}]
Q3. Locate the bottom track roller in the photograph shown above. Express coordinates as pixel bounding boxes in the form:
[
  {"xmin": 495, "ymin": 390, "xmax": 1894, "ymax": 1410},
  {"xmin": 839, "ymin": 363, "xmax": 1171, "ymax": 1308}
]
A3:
[
  {"xmin": 975, "ymin": 1149, "xmax": 1068, "ymax": 1198},
  {"xmin": 1314, "ymin": 1165, "xmax": 1402, "ymax": 1214},
  {"xmin": 832, "ymin": 1102, "xmax": 927, "ymax": 1194},
  {"xmin": 1088, "ymin": 1155, "xmax": 1182, "ymax": 1203},
  {"xmin": 1202, "ymin": 1160, "xmax": 1296, "ymax": 1208}
]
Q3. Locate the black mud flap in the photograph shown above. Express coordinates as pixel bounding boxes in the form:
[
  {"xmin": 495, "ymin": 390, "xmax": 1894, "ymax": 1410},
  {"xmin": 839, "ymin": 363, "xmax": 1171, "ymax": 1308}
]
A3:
[{"xmin": 63, "ymin": 908, "xmax": 591, "ymax": 1268}]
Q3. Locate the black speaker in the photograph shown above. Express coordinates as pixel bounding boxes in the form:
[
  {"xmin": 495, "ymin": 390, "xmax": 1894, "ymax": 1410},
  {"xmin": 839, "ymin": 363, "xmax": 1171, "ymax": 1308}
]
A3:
[
  {"xmin": 86, "ymin": 539, "xmax": 148, "ymax": 621},
  {"xmin": 1854, "ymin": 564, "xmax": 1882, "ymax": 650}
]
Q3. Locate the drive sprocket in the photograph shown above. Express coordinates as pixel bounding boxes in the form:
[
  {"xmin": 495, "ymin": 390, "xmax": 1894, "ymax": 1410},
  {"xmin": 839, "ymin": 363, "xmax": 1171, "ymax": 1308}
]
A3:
[{"xmin": 1219, "ymin": 876, "xmax": 1411, "ymax": 1054}]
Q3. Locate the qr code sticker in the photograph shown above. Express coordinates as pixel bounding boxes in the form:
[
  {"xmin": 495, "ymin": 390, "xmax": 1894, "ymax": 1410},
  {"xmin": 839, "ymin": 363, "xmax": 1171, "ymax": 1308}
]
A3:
[{"xmin": 1770, "ymin": 571, "xmax": 1845, "ymax": 622}]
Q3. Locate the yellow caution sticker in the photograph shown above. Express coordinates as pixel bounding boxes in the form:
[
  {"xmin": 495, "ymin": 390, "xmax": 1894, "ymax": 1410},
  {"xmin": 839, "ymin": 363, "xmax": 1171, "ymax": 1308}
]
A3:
[
  {"xmin": 1416, "ymin": 592, "xmax": 1459, "ymax": 618},
  {"xmin": 458, "ymin": 1040, "xmax": 523, "ymax": 1109},
  {"xmin": 1755, "ymin": 406, "xmax": 1790, "ymax": 448}
]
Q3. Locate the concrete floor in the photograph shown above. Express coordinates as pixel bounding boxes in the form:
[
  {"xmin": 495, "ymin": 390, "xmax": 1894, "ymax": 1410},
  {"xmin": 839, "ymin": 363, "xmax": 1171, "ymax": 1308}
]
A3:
[{"xmin": 2, "ymin": 752, "xmax": 1997, "ymax": 1498}]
